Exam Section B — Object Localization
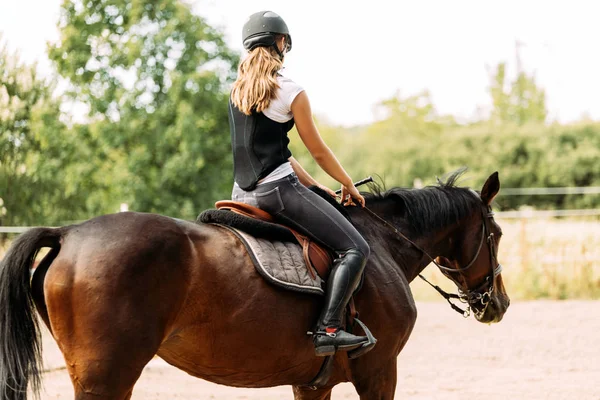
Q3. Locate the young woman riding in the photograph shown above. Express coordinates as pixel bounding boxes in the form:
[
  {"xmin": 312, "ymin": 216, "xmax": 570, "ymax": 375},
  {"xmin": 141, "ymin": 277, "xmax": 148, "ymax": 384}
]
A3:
[{"xmin": 229, "ymin": 11, "xmax": 374, "ymax": 357}]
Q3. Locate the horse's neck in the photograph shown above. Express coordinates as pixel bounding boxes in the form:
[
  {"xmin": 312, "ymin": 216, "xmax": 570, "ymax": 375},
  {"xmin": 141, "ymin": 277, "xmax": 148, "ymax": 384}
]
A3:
[
  {"xmin": 400, "ymin": 224, "xmax": 459, "ymax": 282},
  {"xmin": 356, "ymin": 207, "xmax": 463, "ymax": 283}
]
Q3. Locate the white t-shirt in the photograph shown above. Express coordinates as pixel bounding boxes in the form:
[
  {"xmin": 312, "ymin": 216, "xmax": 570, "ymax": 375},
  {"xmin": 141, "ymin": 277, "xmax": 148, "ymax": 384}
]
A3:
[{"xmin": 262, "ymin": 75, "xmax": 305, "ymax": 123}]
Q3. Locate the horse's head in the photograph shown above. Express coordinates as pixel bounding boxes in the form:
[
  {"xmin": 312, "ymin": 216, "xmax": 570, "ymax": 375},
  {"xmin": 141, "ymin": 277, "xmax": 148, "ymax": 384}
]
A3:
[{"xmin": 435, "ymin": 172, "xmax": 510, "ymax": 323}]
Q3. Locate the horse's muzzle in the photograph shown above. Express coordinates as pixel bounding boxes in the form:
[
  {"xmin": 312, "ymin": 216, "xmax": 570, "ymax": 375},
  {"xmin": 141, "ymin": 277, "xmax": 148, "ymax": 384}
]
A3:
[{"xmin": 475, "ymin": 294, "xmax": 510, "ymax": 323}]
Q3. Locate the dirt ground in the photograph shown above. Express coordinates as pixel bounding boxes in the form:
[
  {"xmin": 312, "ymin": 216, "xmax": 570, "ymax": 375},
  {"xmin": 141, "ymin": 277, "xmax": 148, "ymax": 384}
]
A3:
[{"xmin": 37, "ymin": 301, "xmax": 599, "ymax": 399}]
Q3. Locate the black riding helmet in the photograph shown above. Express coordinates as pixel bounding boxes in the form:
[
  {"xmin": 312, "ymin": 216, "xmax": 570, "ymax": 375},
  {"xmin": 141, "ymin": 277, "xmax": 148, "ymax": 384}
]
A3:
[{"xmin": 242, "ymin": 11, "xmax": 292, "ymax": 57}]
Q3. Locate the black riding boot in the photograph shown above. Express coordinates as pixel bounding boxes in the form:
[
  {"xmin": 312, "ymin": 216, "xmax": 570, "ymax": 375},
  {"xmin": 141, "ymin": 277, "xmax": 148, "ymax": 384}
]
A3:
[{"xmin": 313, "ymin": 249, "xmax": 371, "ymax": 356}]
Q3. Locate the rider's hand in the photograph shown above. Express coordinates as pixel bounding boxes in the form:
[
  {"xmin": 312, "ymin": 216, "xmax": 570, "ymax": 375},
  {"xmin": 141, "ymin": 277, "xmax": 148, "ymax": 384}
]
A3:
[{"xmin": 340, "ymin": 184, "xmax": 365, "ymax": 208}]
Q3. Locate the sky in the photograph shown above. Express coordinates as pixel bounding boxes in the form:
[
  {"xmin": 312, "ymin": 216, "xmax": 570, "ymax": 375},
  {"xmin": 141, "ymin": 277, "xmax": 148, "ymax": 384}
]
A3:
[{"xmin": 1, "ymin": 0, "xmax": 599, "ymax": 126}]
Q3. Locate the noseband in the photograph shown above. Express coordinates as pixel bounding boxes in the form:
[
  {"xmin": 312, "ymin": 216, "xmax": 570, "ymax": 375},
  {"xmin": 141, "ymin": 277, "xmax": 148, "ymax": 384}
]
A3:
[{"xmin": 364, "ymin": 205, "xmax": 502, "ymax": 319}]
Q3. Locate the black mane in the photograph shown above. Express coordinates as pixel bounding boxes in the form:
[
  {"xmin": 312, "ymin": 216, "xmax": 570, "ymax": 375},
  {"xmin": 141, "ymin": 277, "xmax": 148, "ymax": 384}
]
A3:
[{"xmin": 362, "ymin": 170, "xmax": 481, "ymax": 237}]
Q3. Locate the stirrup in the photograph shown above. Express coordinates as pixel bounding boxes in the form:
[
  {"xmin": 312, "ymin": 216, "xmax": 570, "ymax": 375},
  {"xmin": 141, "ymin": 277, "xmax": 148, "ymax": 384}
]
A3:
[{"xmin": 347, "ymin": 317, "xmax": 377, "ymax": 359}]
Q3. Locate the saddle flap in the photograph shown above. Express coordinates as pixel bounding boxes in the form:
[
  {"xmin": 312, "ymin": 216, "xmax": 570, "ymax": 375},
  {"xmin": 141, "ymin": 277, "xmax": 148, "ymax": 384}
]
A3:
[
  {"xmin": 214, "ymin": 200, "xmax": 332, "ymax": 280},
  {"xmin": 289, "ymin": 231, "xmax": 332, "ymax": 281}
]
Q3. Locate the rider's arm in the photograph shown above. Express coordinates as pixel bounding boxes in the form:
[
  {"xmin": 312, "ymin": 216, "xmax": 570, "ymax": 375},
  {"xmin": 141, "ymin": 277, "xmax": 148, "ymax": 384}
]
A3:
[
  {"xmin": 289, "ymin": 156, "xmax": 318, "ymax": 187},
  {"xmin": 291, "ymin": 92, "xmax": 353, "ymax": 186},
  {"xmin": 290, "ymin": 91, "xmax": 365, "ymax": 206},
  {"xmin": 289, "ymin": 156, "xmax": 337, "ymax": 197}
]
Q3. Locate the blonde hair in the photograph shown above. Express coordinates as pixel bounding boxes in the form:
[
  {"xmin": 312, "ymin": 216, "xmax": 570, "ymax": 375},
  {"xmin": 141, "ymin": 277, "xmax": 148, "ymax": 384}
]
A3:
[{"xmin": 231, "ymin": 44, "xmax": 283, "ymax": 115}]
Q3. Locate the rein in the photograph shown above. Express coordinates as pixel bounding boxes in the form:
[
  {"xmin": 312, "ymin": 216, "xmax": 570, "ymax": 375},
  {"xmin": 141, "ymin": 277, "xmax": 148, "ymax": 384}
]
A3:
[{"xmin": 362, "ymin": 205, "xmax": 502, "ymax": 319}]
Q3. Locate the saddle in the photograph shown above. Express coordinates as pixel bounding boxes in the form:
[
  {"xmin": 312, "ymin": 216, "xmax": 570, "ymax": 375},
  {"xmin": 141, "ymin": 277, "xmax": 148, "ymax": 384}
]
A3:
[{"xmin": 214, "ymin": 200, "xmax": 333, "ymax": 280}]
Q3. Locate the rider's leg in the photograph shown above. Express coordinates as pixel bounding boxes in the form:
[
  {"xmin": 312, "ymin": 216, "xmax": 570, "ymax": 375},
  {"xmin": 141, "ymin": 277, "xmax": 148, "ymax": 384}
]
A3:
[
  {"xmin": 248, "ymin": 173, "xmax": 374, "ymax": 356},
  {"xmin": 312, "ymin": 248, "xmax": 368, "ymax": 356}
]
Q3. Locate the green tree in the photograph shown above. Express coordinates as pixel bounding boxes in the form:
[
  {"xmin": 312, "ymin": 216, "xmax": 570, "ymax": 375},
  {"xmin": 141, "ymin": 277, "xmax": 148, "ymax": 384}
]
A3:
[
  {"xmin": 489, "ymin": 62, "xmax": 547, "ymax": 125},
  {"xmin": 49, "ymin": 0, "xmax": 238, "ymax": 219},
  {"xmin": 0, "ymin": 38, "xmax": 87, "ymax": 227},
  {"xmin": 346, "ymin": 91, "xmax": 455, "ymax": 187}
]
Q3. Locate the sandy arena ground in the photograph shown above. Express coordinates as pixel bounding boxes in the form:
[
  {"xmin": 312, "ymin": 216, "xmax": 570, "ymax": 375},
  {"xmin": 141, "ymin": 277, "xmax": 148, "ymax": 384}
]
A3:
[{"xmin": 37, "ymin": 301, "xmax": 599, "ymax": 399}]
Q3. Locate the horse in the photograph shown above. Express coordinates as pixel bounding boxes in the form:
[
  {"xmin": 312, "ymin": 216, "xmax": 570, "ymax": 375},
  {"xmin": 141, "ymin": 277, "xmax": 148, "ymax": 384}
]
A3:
[{"xmin": 0, "ymin": 170, "xmax": 509, "ymax": 400}]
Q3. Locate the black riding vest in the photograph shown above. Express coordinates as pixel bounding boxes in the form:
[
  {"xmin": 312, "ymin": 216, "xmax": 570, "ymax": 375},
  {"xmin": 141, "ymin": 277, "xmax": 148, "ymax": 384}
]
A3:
[{"xmin": 229, "ymin": 100, "xmax": 295, "ymax": 191}]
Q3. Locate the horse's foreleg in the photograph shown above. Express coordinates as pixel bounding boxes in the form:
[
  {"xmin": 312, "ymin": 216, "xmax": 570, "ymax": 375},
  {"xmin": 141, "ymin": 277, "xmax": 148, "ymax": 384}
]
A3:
[
  {"xmin": 352, "ymin": 358, "xmax": 398, "ymax": 400},
  {"xmin": 292, "ymin": 385, "xmax": 334, "ymax": 400}
]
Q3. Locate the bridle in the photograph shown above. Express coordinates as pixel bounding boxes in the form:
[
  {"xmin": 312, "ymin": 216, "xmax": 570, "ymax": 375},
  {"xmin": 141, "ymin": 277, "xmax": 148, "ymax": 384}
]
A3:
[
  {"xmin": 428, "ymin": 206, "xmax": 503, "ymax": 319},
  {"xmin": 363, "ymin": 204, "xmax": 503, "ymax": 319}
]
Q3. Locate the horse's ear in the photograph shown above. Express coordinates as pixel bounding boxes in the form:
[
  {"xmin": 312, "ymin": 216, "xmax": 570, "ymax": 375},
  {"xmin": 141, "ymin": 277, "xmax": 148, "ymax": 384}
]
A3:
[{"xmin": 481, "ymin": 172, "xmax": 500, "ymax": 205}]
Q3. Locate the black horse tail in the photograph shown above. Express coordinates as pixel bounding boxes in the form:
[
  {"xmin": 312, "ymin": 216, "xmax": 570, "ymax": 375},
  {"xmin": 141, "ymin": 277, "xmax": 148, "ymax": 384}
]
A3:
[{"xmin": 0, "ymin": 227, "xmax": 63, "ymax": 400}]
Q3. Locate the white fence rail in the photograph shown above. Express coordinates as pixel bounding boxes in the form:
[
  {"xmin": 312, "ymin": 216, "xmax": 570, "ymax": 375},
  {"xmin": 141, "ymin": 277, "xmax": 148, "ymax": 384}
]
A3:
[
  {"xmin": 501, "ymin": 187, "xmax": 600, "ymax": 195},
  {"xmin": 496, "ymin": 209, "xmax": 600, "ymax": 219}
]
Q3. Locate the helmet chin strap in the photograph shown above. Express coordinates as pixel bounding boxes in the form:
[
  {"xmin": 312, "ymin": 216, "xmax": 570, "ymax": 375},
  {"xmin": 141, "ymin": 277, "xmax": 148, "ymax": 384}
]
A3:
[{"xmin": 272, "ymin": 43, "xmax": 285, "ymax": 61}]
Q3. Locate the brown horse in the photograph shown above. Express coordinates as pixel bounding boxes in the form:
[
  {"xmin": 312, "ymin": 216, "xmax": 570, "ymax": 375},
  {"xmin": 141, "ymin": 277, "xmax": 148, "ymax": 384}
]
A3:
[{"xmin": 0, "ymin": 171, "xmax": 509, "ymax": 400}]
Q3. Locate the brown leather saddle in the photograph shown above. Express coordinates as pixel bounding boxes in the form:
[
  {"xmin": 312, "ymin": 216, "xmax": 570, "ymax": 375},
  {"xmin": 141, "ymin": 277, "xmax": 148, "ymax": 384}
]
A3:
[{"xmin": 215, "ymin": 200, "xmax": 333, "ymax": 280}]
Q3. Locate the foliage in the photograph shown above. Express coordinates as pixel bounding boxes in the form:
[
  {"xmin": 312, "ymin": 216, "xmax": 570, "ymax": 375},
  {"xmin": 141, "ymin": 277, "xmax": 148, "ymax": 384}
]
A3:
[
  {"xmin": 291, "ymin": 92, "xmax": 599, "ymax": 211},
  {"xmin": 0, "ymin": 38, "xmax": 90, "ymax": 226},
  {"xmin": 489, "ymin": 62, "xmax": 547, "ymax": 125},
  {"xmin": 48, "ymin": 0, "xmax": 238, "ymax": 219},
  {"xmin": 1, "ymin": 0, "xmax": 598, "ymax": 228}
]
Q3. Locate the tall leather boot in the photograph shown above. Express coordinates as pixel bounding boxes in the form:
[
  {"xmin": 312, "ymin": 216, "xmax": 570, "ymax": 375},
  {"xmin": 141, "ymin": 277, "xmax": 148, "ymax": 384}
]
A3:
[{"xmin": 313, "ymin": 249, "xmax": 372, "ymax": 356}]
